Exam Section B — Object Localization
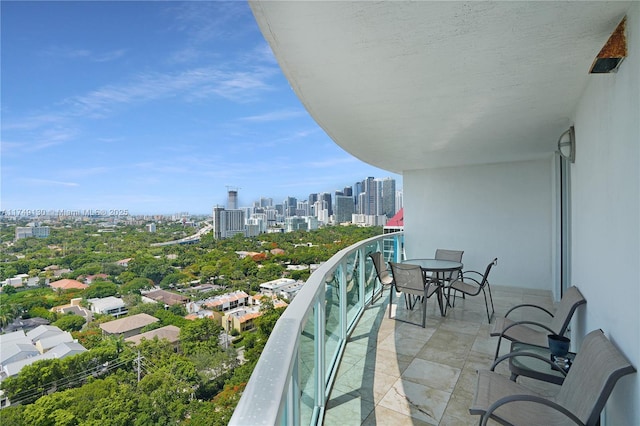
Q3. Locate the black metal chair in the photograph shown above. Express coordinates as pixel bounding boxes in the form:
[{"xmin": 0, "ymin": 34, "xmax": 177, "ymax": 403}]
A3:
[{"xmin": 447, "ymin": 258, "xmax": 497, "ymax": 323}]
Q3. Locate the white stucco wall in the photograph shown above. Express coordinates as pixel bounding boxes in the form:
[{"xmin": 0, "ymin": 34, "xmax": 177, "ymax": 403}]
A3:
[
  {"xmin": 404, "ymin": 158, "xmax": 553, "ymax": 291},
  {"xmin": 571, "ymin": 4, "xmax": 639, "ymax": 425}
]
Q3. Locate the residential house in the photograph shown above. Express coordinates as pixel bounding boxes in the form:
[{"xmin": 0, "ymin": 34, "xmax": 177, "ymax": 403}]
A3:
[
  {"xmin": 124, "ymin": 325, "xmax": 181, "ymax": 348},
  {"xmin": 87, "ymin": 296, "xmax": 128, "ymax": 317},
  {"xmin": 143, "ymin": 289, "xmax": 189, "ymax": 306},
  {"xmin": 99, "ymin": 313, "xmax": 159, "ymax": 338},
  {"xmin": 49, "ymin": 279, "xmax": 88, "ymax": 291}
]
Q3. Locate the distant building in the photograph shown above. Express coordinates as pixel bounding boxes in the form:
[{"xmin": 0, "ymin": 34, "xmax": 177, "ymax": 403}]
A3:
[
  {"xmin": 99, "ymin": 313, "xmax": 159, "ymax": 338},
  {"xmin": 146, "ymin": 223, "xmax": 156, "ymax": 233},
  {"xmin": 143, "ymin": 289, "xmax": 190, "ymax": 306},
  {"xmin": 335, "ymin": 194, "xmax": 355, "ymax": 223},
  {"xmin": 88, "ymin": 296, "xmax": 128, "ymax": 317},
  {"xmin": 15, "ymin": 225, "xmax": 50, "ymax": 240},
  {"xmin": 1, "ymin": 340, "xmax": 87, "ymax": 380},
  {"xmin": 203, "ymin": 291, "xmax": 250, "ymax": 313},
  {"xmin": 125, "ymin": 325, "xmax": 180, "ymax": 348},
  {"xmin": 212, "ymin": 206, "xmax": 246, "ymax": 239},
  {"xmin": 49, "ymin": 279, "xmax": 88, "ymax": 291}
]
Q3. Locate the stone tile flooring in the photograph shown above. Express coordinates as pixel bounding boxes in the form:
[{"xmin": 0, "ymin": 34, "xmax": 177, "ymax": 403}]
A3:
[{"xmin": 324, "ymin": 286, "xmax": 561, "ymax": 425}]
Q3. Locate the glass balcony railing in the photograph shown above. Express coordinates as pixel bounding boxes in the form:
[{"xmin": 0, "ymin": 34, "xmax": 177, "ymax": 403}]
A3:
[{"xmin": 229, "ymin": 231, "xmax": 404, "ymax": 425}]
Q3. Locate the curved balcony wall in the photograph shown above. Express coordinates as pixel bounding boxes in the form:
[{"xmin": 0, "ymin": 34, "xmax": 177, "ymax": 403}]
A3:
[{"xmin": 229, "ymin": 231, "xmax": 404, "ymax": 425}]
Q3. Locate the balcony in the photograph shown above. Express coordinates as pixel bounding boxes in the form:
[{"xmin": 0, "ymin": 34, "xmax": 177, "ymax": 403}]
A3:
[
  {"xmin": 244, "ymin": 2, "xmax": 638, "ymax": 424},
  {"xmin": 230, "ymin": 232, "xmax": 558, "ymax": 425}
]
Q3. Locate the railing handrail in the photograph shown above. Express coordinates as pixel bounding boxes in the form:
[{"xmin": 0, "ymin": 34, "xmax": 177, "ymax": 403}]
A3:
[{"xmin": 230, "ymin": 231, "xmax": 403, "ymax": 425}]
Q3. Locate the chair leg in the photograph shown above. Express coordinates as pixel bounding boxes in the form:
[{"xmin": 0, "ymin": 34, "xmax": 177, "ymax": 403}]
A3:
[
  {"xmin": 421, "ymin": 291, "xmax": 427, "ymax": 328},
  {"xmin": 482, "ymin": 289, "xmax": 493, "ymax": 323},
  {"xmin": 389, "ymin": 285, "xmax": 393, "ymax": 319},
  {"xmin": 487, "ymin": 283, "xmax": 495, "ymax": 318},
  {"xmin": 494, "ymin": 337, "xmax": 503, "ymax": 360}
]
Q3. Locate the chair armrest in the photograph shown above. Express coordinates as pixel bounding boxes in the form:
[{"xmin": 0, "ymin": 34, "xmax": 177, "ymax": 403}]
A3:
[
  {"xmin": 461, "ymin": 270, "xmax": 483, "ymax": 281},
  {"xmin": 449, "ymin": 275, "xmax": 481, "ymax": 288},
  {"xmin": 480, "ymin": 394, "xmax": 585, "ymax": 426},
  {"xmin": 490, "ymin": 352, "xmax": 567, "ymax": 377},
  {"xmin": 498, "ymin": 320, "xmax": 557, "ymax": 339},
  {"xmin": 505, "ymin": 303, "xmax": 554, "ymax": 319}
]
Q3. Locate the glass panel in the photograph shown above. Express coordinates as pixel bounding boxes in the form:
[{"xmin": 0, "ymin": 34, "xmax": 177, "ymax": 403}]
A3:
[
  {"xmin": 364, "ymin": 242, "xmax": 380, "ymax": 302},
  {"xmin": 345, "ymin": 250, "xmax": 361, "ymax": 328},
  {"xmin": 299, "ymin": 307, "xmax": 316, "ymax": 425},
  {"xmin": 324, "ymin": 265, "xmax": 342, "ymax": 382}
]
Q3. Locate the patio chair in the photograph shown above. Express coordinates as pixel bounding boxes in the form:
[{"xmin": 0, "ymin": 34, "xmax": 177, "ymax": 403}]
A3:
[
  {"xmin": 369, "ymin": 251, "xmax": 394, "ymax": 302},
  {"xmin": 430, "ymin": 248, "xmax": 464, "ymax": 283},
  {"xmin": 447, "ymin": 258, "xmax": 497, "ymax": 323},
  {"xmin": 389, "ymin": 262, "xmax": 438, "ymax": 328},
  {"xmin": 470, "ymin": 329, "xmax": 636, "ymax": 426},
  {"xmin": 490, "ymin": 286, "xmax": 586, "ymax": 360}
]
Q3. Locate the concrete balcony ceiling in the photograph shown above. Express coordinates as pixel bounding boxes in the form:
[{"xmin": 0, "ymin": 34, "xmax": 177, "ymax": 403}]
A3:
[{"xmin": 250, "ymin": 1, "xmax": 630, "ymax": 172}]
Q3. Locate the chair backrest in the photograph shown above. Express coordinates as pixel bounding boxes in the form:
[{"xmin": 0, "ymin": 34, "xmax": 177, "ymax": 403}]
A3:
[
  {"xmin": 549, "ymin": 286, "xmax": 587, "ymax": 335},
  {"xmin": 477, "ymin": 258, "xmax": 497, "ymax": 287},
  {"xmin": 369, "ymin": 251, "xmax": 393, "ymax": 286},
  {"xmin": 390, "ymin": 262, "xmax": 426, "ymax": 295},
  {"xmin": 555, "ymin": 329, "xmax": 636, "ymax": 426},
  {"xmin": 435, "ymin": 249, "xmax": 464, "ymax": 280}
]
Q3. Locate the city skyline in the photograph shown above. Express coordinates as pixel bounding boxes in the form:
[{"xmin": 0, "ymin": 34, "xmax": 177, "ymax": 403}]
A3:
[{"xmin": 1, "ymin": 1, "xmax": 401, "ymax": 215}]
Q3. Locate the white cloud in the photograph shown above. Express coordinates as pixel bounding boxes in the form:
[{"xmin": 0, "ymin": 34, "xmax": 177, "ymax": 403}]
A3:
[
  {"xmin": 23, "ymin": 178, "xmax": 79, "ymax": 187},
  {"xmin": 240, "ymin": 109, "xmax": 306, "ymax": 123}
]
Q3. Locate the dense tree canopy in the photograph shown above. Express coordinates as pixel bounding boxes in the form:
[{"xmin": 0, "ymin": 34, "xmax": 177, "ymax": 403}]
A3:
[{"xmin": 0, "ymin": 219, "xmax": 383, "ymax": 424}]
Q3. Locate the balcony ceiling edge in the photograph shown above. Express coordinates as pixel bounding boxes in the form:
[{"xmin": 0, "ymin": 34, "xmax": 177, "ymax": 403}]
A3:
[{"xmin": 250, "ymin": 1, "xmax": 630, "ymax": 172}]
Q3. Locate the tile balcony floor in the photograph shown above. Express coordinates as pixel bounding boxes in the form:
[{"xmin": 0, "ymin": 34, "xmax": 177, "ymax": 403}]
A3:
[{"xmin": 324, "ymin": 286, "xmax": 561, "ymax": 425}]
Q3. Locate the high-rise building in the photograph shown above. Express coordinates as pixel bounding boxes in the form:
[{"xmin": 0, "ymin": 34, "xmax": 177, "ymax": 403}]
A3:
[
  {"xmin": 395, "ymin": 189, "xmax": 403, "ymax": 214},
  {"xmin": 228, "ymin": 189, "xmax": 238, "ymax": 210},
  {"xmin": 297, "ymin": 200, "xmax": 310, "ymax": 216},
  {"xmin": 212, "ymin": 206, "xmax": 245, "ymax": 239},
  {"xmin": 319, "ymin": 192, "xmax": 332, "ymax": 215},
  {"xmin": 360, "ymin": 177, "xmax": 381, "ymax": 215},
  {"xmin": 335, "ymin": 195, "xmax": 355, "ymax": 223},
  {"xmin": 285, "ymin": 196, "xmax": 297, "ymax": 217},
  {"xmin": 381, "ymin": 177, "xmax": 396, "ymax": 218}
]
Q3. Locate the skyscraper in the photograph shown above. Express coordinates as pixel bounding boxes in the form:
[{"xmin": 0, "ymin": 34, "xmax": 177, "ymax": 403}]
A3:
[
  {"xmin": 335, "ymin": 194, "xmax": 355, "ymax": 223},
  {"xmin": 381, "ymin": 177, "xmax": 396, "ymax": 218},
  {"xmin": 227, "ymin": 189, "xmax": 238, "ymax": 210}
]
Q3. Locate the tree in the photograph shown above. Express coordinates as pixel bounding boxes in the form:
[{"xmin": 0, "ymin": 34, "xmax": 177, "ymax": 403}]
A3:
[
  {"xmin": 180, "ymin": 317, "xmax": 221, "ymax": 355},
  {"xmin": 83, "ymin": 281, "xmax": 118, "ymax": 299},
  {"xmin": 2, "ymin": 285, "xmax": 17, "ymax": 295},
  {"xmin": 120, "ymin": 277, "xmax": 153, "ymax": 294},
  {"xmin": 54, "ymin": 314, "xmax": 85, "ymax": 332}
]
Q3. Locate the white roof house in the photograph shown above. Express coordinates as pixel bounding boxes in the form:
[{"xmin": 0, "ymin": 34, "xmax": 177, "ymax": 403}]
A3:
[
  {"xmin": 1, "ymin": 341, "xmax": 87, "ymax": 379},
  {"xmin": 0, "ymin": 343, "xmax": 40, "ymax": 366},
  {"xmin": 0, "ymin": 330, "xmax": 31, "ymax": 346},
  {"xmin": 35, "ymin": 332, "xmax": 74, "ymax": 354},
  {"xmin": 26, "ymin": 325, "xmax": 65, "ymax": 342},
  {"xmin": 88, "ymin": 296, "xmax": 128, "ymax": 317}
]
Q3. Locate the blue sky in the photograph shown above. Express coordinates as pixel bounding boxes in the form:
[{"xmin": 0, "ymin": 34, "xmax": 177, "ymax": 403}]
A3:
[{"xmin": 1, "ymin": 1, "xmax": 400, "ymax": 215}]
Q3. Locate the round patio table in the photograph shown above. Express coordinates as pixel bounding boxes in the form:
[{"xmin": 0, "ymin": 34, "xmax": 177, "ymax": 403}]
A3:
[{"xmin": 401, "ymin": 258, "xmax": 463, "ymax": 316}]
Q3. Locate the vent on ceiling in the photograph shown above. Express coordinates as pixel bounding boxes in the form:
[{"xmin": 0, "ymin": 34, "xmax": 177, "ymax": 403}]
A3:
[{"xmin": 590, "ymin": 17, "xmax": 627, "ymax": 74}]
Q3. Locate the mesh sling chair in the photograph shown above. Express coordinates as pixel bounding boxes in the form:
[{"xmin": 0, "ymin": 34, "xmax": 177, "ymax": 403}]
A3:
[
  {"xmin": 389, "ymin": 262, "xmax": 438, "ymax": 328},
  {"xmin": 447, "ymin": 258, "xmax": 497, "ymax": 323},
  {"xmin": 491, "ymin": 286, "xmax": 586, "ymax": 360},
  {"xmin": 369, "ymin": 251, "xmax": 395, "ymax": 303},
  {"xmin": 470, "ymin": 329, "xmax": 636, "ymax": 426}
]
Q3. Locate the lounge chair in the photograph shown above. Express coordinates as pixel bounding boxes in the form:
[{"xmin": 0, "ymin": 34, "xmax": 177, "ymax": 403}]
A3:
[
  {"xmin": 470, "ymin": 329, "xmax": 636, "ymax": 426},
  {"xmin": 491, "ymin": 286, "xmax": 586, "ymax": 359}
]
